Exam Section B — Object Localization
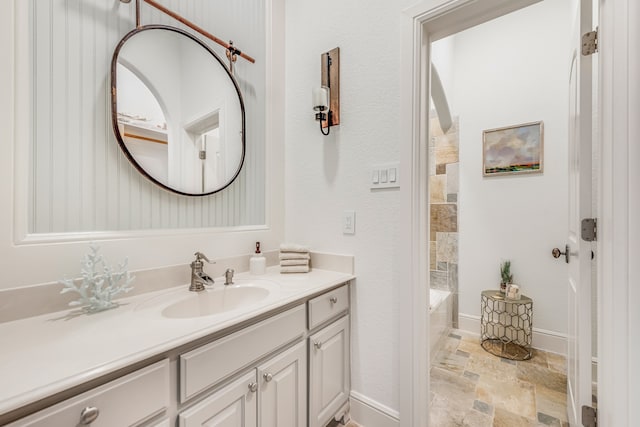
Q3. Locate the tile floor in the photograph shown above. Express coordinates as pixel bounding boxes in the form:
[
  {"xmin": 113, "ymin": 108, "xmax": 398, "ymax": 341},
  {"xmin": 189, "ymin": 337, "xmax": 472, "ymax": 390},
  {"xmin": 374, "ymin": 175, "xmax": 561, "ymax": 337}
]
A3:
[{"xmin": 429, "ymin": 329, "xmax": 569, "ymax": 427}]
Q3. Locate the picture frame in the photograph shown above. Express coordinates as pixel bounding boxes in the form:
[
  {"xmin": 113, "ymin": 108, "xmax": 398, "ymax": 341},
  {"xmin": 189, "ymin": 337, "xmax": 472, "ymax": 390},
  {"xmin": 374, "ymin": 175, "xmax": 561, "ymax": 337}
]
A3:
[{"xmin": 482, "ymin": 121, "xmax": 544, "ymax": 176}]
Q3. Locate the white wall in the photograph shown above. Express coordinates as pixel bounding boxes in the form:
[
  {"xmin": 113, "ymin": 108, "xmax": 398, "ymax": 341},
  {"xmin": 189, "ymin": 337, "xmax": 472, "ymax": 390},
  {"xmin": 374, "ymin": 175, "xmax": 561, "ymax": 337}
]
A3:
[
  {"xmin": 119, "ymin": 31, "xmax": 185, "ymax": 189},
  {"xmin": 450, "ymin": 0, "xmax": 572, "ymax": 334},
  {"xmin": 284, "ymin": 0, "xmax": 572, "ymax": 415},
  {"xmin": 284, "ymin": 0, "xmax": 416, "ymax": 416},
  {"xmin": 116, "ymin": 65, "xmax": 166, "ymax": 125},
  {"xmin": 431, "ymin": 36, "xmax": 455, "ymax": 112}
]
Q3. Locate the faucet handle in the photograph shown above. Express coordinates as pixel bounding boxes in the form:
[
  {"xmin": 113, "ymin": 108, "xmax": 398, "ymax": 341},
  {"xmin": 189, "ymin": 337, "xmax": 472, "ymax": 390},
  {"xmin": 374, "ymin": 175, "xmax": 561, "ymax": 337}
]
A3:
[
  {"xmin": 224, "ymin": 268, "xmax": 235, "ymax": 286},
  {"xmin": 194, "ymin": 252, "xmax": 215, "ymax": 264}
]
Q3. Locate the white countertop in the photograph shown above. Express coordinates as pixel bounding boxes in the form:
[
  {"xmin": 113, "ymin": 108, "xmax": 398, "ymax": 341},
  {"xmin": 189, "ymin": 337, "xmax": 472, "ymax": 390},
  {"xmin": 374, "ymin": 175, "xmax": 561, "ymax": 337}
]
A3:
[{"xmin": 0, "ymin": 267, "xmax": 354, "ymax": 416}]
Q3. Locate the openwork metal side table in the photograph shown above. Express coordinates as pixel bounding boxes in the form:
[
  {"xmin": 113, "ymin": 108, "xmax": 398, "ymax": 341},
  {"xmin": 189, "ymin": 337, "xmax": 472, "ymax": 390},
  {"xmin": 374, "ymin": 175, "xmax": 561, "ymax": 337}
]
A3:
[{"xmin": 480, "ymin": 290, "xmax": 533, "ymax": 360}]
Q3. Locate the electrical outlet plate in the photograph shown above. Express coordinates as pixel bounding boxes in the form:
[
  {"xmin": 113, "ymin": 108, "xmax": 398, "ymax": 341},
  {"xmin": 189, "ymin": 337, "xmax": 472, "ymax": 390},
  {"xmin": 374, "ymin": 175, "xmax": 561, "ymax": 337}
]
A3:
[{"xmin": 343, "ymin": 211, "xmax": 355, "ymax": 234}]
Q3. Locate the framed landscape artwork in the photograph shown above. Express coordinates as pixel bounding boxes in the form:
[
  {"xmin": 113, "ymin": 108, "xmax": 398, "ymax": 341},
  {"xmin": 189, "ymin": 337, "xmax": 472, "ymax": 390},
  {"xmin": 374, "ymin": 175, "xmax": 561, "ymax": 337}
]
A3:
[{"xmin": 483, "ymin": 121, "xmax": 544, "ymax": 176}]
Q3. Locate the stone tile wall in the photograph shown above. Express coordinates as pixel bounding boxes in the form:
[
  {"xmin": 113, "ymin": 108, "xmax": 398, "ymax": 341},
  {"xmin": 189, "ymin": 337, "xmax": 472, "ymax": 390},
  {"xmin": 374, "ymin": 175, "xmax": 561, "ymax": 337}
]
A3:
[{"xmin": 429, "ymin": 113, "xmax": 459, "ymax": 327}]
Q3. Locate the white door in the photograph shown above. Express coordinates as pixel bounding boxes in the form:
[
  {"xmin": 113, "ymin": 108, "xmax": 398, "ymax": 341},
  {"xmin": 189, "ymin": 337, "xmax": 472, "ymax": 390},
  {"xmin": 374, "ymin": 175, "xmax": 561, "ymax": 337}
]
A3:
[
  {"xmin": 258, "ymin": 341, "xmax": 307, "ymax": 427},
  {"xmin": 566, "ymin": 0, "xmax": 595, "ymax": 424}
]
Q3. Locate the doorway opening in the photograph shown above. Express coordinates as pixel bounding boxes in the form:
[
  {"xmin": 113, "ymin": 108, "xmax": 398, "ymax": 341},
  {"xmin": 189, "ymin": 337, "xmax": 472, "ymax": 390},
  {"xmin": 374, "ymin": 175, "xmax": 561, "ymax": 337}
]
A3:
[{"xmin": 421, "ymin": 0, "xmax": 598, "ymax": 425}]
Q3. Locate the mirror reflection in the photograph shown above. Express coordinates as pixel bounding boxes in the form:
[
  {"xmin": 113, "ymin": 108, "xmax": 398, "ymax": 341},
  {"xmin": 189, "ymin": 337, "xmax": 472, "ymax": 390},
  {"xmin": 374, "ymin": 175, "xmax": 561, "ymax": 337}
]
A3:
[{"xmin": 112, "ymin": 26, "xmax": 245, "ymax": 196}]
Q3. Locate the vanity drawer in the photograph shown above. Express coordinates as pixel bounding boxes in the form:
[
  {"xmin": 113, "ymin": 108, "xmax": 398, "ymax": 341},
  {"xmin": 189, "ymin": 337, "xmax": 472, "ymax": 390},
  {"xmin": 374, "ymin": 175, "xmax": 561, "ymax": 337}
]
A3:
[
  {"xmin": 10, "ymin": 359, "xmax": 169, "ymax": 427},
  {"xmin": 308, "ymin": 284, "xmax": 349, "ymax": 330},
  {"xmin": 179, "ymin": 304, "xmax": 305, "ymax": 403}
]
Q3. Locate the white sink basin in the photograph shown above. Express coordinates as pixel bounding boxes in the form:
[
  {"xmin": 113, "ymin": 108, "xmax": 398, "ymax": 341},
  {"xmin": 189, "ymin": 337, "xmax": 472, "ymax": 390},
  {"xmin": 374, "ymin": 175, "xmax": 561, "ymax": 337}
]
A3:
[{"xmin": 161, "ymin": 282, "xmax": 275, "ymax": 319}]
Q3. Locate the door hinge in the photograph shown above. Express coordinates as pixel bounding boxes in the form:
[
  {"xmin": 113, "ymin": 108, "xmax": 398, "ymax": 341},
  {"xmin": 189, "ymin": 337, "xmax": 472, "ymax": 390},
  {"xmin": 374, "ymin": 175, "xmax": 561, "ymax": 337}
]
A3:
[
  {"xmin": 582, "ymin": 29, "xmax": 598, "ymax": 56},
  {"xmin": 581, "ymin": 218, "xmax": 597, "ymax": 242},
  {"xmin": 582, "ymin": 405, "xmax": 597, "ymax": 427}
]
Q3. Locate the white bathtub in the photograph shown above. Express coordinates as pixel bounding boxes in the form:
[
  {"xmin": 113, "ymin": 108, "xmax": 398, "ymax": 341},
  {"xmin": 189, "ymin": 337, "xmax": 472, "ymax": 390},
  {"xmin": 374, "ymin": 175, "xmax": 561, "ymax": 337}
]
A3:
[{"xmin": 429, "ymin": 288, "xmax": 452, "ymax": 358}]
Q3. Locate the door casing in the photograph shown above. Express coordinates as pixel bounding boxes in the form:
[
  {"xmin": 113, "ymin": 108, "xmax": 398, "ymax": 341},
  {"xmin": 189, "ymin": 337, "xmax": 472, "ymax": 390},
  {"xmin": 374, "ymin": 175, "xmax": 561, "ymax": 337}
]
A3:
[{"xmin": 397, "ymin": 0, "xmax": 635, "ymax": 425}]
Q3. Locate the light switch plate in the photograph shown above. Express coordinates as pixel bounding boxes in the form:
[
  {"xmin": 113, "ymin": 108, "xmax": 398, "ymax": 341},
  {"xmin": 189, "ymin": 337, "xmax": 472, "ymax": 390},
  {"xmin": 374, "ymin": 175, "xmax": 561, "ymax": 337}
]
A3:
[
  {"xmin": 380, "ymin": 169, "xmax": 388, "ymax": 183},
  {"xmin": 343, "ymin": 210, "xmax": 356, "ymax": 235},
  {"xmin": 370, "ymin": 161, "xmax": 400, "ymax": 190}
]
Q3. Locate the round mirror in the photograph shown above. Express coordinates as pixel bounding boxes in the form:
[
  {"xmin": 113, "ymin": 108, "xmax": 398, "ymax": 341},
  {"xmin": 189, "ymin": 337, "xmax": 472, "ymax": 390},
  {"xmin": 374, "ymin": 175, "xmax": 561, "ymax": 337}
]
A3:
[{"xmin": 111, "ymin": 26, "xmax": 245, "ymax": 196}]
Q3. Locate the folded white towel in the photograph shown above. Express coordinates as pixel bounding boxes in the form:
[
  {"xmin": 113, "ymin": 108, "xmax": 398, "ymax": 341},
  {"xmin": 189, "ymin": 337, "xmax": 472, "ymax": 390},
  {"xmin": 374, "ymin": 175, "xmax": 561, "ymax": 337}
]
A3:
[
  {"xmin": 279, "ymin": 252, "xmax": 311, "ymax": 260},
  {"xmin": 280, "ymin": 259, "xmax": 310, "ymax": 267},
  {"xmin": 279, "ymin": 243, "xmax": 310, "ymax": 253},
  {"xmin": 280, "ymin": 265, "xmax": 310, "ymax": 274}
]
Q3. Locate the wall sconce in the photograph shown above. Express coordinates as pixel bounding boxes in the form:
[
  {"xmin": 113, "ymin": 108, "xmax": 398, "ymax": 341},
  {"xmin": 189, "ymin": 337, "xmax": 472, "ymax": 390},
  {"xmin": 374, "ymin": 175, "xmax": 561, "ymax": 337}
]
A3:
[
  {"xmin": 312, "ymin": 47, "xmax": 340, "ymax": 136},
  {"xmin": 312, "ymin": 86, "xmax": 330, "ymax": 133}
]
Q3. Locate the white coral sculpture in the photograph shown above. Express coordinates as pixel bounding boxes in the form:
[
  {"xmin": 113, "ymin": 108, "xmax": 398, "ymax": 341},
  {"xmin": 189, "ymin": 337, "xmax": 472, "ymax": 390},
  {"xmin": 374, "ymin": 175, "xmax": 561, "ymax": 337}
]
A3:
[{"xmin": 59, "ymin": 244, "xmax": 135, "ymax": 313}]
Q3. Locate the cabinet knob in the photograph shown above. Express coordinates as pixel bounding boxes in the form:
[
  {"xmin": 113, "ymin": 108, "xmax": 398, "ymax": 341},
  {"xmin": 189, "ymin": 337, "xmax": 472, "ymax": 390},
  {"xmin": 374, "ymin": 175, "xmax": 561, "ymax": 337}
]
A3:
[
  {"xmin": 263, "ymin": 372, "xmax": 273, "ymax": 382},
  {"xmin": 248, "ymin": 382, "xmax": 258, "ymax": 392},
  {"xmin": 314, "ymin": 341, "xmax": 323, "ymax": 350},
  {"xmin": 79, "ymin": 406, "xmax": 100, "ymax": 425},
  {"xmin": 330, "ymin": 296, "xmax": 338, "ymax": 304}
]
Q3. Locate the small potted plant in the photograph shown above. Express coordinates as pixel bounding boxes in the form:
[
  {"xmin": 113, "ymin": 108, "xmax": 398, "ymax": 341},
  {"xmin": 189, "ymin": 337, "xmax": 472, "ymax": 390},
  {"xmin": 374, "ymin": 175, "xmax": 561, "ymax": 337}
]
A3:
[{"xmin": 500, "ymin": 260, "xmax": 513, "ymax": 294}]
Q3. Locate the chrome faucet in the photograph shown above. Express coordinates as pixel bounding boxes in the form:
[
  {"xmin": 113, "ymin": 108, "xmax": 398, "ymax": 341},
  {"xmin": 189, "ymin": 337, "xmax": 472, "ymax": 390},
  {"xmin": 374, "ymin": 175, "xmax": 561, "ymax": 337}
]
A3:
[
  {"xmin": 224, "ymin": 268, "xmax": 235, "ymax": 286},
  {"xmin": 189, "ymin": 252, "xmax": 215, "ymax": 292}
]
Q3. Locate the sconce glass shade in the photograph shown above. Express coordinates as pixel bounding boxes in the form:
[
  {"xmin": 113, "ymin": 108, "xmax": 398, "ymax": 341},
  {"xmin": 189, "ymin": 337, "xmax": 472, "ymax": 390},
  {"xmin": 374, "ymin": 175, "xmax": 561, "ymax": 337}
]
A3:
[{"xmin": 312, "ymin": 86, "xmax": 330, "ymax": 111}]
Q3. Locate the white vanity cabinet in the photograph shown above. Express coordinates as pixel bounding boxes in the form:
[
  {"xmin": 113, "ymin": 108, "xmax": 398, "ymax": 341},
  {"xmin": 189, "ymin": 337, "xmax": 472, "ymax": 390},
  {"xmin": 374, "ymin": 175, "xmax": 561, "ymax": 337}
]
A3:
[
  {"xmin": 3, "ymin": 281, "xmax": 352, "ymax": 427},
  {"xmin": 178, "ymin": 341, "xmax": 307, "ymax": 427},
  {"xmin": 178, "ymin": 306, "xmax": 306, "ymax": 403},
  {"xmin": 7, "ymin": 359, "xmax": 170, "ymax": 427},
  {"xmin": 178, "ymin": 284, "xmax": 350, "ymax": 427},
  {"xmin": 307, "ymin": 286, "xmax": 351, "ymax": 427},
  {"xmin": 178, "ymin": 305, "xmax": 307, "ymax": 427}
]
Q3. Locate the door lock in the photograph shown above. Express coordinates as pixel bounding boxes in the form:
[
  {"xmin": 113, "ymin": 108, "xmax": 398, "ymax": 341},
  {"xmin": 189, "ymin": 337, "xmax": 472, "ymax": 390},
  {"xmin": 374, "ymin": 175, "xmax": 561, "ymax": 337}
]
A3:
[{"xmin": 552, "ymin": 244, "xmax": 570, "ymax": 264}]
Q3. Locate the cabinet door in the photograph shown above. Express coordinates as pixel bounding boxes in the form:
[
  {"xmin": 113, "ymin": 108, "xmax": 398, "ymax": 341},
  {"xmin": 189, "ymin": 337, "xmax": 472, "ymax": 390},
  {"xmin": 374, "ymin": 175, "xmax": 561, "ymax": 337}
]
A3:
[
  {"xmin": 257, "ymin": 341, "xmax": 307, "ymax": 427},
  {"xmin": 309, "ymin": 315, "xmax": 350, "ymax": 427},
  {"xmin": 178, "ymin": 371, "xmax": 257, "ymax": 427}
]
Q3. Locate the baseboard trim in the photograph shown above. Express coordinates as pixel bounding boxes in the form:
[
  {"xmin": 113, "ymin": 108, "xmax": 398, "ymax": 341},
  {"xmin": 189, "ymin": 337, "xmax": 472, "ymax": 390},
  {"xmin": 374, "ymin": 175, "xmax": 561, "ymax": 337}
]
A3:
[
  {"xmin": 458, "ymin": 313, "xmax": 567, "ymax": 355},
  {"xmin": 350, "ymin": 391, "xmax": 399, "ymax": 427}
]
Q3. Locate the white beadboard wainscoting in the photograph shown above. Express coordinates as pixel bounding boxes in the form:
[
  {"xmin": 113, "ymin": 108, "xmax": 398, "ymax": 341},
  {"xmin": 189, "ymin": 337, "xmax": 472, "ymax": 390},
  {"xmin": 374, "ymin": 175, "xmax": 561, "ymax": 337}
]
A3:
[{"xmin": 28, "ymin": 0, "xmax": 266, "ymax": 234}]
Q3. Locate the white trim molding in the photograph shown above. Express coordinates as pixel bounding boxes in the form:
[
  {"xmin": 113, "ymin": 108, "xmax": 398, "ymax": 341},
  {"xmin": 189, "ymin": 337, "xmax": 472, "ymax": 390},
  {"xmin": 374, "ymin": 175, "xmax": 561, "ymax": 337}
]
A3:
[
  {"xmin": 399, "ymin": 2, "xmax": 545, "ymax": 426},
  {"xmin": 399, "ymin": 3, "xmax": 430, "ymax": 426},
  {"xmin": 457, "ymin": 313, "xmax": 568, "ymax": 355},
  {"xmin": 597, "ymin": 0, "xmax": 639, "ymax": 425},
  {"xmin": 350, "ymin": 391, "xmax": 400, "ymax": 427},
  {"xmin": 16, "ymin": 0, "xmax": 268, "ymax": 237}
]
